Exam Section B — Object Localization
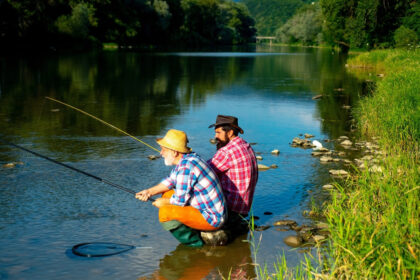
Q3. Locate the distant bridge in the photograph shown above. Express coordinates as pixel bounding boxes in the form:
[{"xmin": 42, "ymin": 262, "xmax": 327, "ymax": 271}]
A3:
[{"xmin": 256, "ymin": 36, "xmax": 276, "ymax": 45}]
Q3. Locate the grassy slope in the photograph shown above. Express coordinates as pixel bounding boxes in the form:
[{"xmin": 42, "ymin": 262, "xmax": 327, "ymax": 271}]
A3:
[{"xmin": 326, "ymin": 49, "xmax": 419, "ymax": 279}]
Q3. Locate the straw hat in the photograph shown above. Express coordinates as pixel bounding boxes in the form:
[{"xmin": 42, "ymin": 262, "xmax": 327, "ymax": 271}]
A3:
[{"xmin": 156, "ymin": 129, "xmax": 191, "ymax": 153}]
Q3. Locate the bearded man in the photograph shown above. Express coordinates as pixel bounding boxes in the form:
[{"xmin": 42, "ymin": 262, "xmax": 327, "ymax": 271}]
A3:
[
  {"xmin": 136, "ymin": 129, "xmax": 227, "ymax": 247},
  {"xmin": 208, "ymin": 115, "xmax": 258, "ymax": 238}
]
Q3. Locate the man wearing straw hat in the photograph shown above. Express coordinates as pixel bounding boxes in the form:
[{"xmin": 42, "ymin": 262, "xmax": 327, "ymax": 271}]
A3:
[
  {"xmin": 207, "ymin": 115, "xmax": 258, "ymax": 240},
  {"xmin": 136, "ymin": 129, "xmax": 227, "ymax": 247}
]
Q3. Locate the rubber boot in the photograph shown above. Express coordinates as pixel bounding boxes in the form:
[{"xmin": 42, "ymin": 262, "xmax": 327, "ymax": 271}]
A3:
[{"xmin": 169, "ymin": 224, "xmax": 204, "ymax": 247}]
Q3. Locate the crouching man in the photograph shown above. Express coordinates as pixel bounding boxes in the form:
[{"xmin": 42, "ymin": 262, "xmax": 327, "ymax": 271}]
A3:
[{"xmin": 136, "ymin": 129, "xmax": 227, "ymax": 247}]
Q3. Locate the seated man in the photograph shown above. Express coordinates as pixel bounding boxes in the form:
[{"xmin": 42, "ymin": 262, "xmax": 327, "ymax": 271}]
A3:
[
  {"xmin": 207, "ymin": 115, "xmax": 258, "ymax": 241},
  {"xmin": 136, "ymin": 129, "xmax": 227, "ymax": 247}
]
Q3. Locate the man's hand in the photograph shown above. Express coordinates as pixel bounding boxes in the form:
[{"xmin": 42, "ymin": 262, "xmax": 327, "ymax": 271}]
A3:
[
  {"xmin": 152, "ymin": 198, "xmax": 170, "ymax": 208},
  {"xmin": 135, "ymin": 189, "xmax": 152, "ymax": 201}
]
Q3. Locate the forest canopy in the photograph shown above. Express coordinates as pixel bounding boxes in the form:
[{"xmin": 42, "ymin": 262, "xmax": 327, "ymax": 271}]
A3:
[{"xmin": 0, "ymin": 0, "xmax": 256, "ymax": 50}]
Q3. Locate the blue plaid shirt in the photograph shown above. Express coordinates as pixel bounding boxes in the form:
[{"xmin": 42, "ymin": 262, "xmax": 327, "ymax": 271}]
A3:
[{"xmin": 161, "ymin": 153, "xmax": 227, "ymax": 227}]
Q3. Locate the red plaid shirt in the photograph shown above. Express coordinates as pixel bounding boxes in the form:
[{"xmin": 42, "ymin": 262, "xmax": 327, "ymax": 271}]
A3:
[{"xmin": 208, "ymin": 136, "xmax": 258, "ymax": 214}]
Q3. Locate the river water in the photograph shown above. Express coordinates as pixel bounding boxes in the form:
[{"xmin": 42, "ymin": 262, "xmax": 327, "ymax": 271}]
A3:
[{"xmin": 0, "ymin": 46, "xmax": 364, "ymax": 279}]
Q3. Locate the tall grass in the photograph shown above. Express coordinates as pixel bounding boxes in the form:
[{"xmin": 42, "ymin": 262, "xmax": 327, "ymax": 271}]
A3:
[
  {"xmin": 257, "ymin": 49, "xmax": 419, "ymax": 279},
  {"xmin": 325, "ymin": 49, "xmax": 420, "ymax": 278},
  {"xmin": 249, "ymin": 49, "xmax": 419, "ymax": 279}
]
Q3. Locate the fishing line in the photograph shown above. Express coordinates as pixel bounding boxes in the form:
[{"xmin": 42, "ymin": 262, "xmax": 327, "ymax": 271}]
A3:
[
  {"xmin": 1, "ymin": 139, "xmax": 158, "ymax": 257},
  {"xmin": 0, "ymin": 138, "xmax": 154, "ymax": 201},
  {"xmin": 45, "ymin": 97, "xmax": 160, "ymax": 153}
]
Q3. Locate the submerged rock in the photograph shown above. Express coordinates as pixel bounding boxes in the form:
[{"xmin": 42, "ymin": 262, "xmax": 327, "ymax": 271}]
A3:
[
  {"xmin": 209, "ymin": 138, "xmax": 217, "ymax": 144},
  {"xmin": 271, "ymin": 149, "xmax": 280, "ymax": 155},
  {"xmin": 2, "ymin": 162, "xmax": 24, "ymax": 168},
  {"xmin": 255, "ymin": 225, "xmax": 271, "ymax": 231},
  {"xmin": 311, "ymin": 235, "xmax": 327, "ymax": 243},
  {"xmin": 322, "ymin": 184, "xmax": 334, "ymax": 190},
  {"xmin": 341, "ymin": 140, "xmax": 353, "ymax": 146},
  {"xmin": 274, "ymin": 220, "xmax": 297, "ymax": 227},
  {"xmin": 200, "ymin": 230, "xmax": 229, "ymax": 246},
  {"xmin": 256, "ymin": 156, "xmax": 263, "ymax": 160},
  {"xmin": 283, "ymin": 235, "xmax": 302, "ymax": 247},
  {"xmin": 320, "ymin": 156, "xmax": 334, "ymax": 163},
  {"xmin": 270, "ymin": 164, "xmax": 278, "ymax": 169},
  {"xmin": 304, "ymin": 133, "xmax": 315, "ymax": 138},
  {"xmin": 264, "ymin": 211, "xmax": 273, "ymax": 215},
  {"xmin": 258, "ymin": 164, "xmax": 270, "ymax": 171},
  {"xmin": 315, "ymin": 222, "xmax": 329, "ymax": 230},
  {"xmin": 147, "ymin": 155, "xmax": 160, "ymax": 160},
  {"xmin": 329, "ymin": 169, "xmax": 349, "ymax": 177}
]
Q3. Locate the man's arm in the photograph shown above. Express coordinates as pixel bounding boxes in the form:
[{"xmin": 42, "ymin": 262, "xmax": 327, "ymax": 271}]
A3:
[
  {"xmin": 135, "ymin": 182, "xmax": 170, "ymax": 201},
  {"xmin": 208, "ymin": 149, "xmax": 230, "ymax": 173}
]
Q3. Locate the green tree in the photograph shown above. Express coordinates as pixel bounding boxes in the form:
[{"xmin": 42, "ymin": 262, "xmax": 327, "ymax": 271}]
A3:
[
  {"xmin": 276, "ymin": 3, "xmax": 322, "ymax": 45},
  {"xmin": 402, "ymin": 1, "xmax": 420, "ymax": 37},
  {"xmin": 55, "ymin": 2, "xmax": 97, "ymax": 39},
  {"xmin": 243, "ymin": 0, "xmax": 305, "ymax": 35},
  {"xmin": 320, "ymin": 0, "xmax": 413, "ymax": 51},
  {"xmin": 180, "ymin": 0, "xmax": 221, "ymax": 44},
  {"xmin": 394, "ymin": 26, "xmax": 418, "ymax": 48}
]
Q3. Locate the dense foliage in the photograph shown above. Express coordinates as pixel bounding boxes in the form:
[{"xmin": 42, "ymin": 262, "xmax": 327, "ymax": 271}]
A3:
[
  {"xmin": 276, "ymin": 2, "xmax": 322, "ymax": 45},
  {"xmin": 242, "ymin": 0, "xmax": 308, "ymax": 35},
  {"xmin": 0, "ymin": 0, "xmax": 256, "ymax": 50},
  {"xmin": 320, "ymin": 0, "xmax": 419, "ymax": 51}
]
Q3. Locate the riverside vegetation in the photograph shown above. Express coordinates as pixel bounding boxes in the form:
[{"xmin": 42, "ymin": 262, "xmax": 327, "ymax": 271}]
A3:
[{"xmin": 253, "ymin": 49, "xmax": 419, "ymax": 279}]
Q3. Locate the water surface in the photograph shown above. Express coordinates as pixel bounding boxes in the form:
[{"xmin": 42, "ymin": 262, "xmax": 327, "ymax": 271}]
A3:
[{"xmin": 0, "ymin": 46, "xmax": 363, "ymax": 279}]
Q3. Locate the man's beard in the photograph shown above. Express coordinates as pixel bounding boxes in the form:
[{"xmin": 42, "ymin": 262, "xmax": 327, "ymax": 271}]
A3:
[
  {"xmin": 216, "ymin": 136, "xmax": 229, "ymax": 150},
  {"xmin": 164, "ymin": 152, "xmax": 175, "ymax": 166}
]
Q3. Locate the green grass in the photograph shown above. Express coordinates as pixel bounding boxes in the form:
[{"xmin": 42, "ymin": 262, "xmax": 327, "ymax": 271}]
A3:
[
  {"xmin": 325, "ymin": 49, "xmax": 420, "ymax": 279},
  {"xmin": 252, "ymin": 49, "xmax": 419, "ymax": 279}
]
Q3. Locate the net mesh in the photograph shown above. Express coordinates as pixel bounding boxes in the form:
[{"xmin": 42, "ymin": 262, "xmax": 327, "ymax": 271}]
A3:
[{"xmin": 72, "ymin": 242, "xmax": 136, "ymax": 257}]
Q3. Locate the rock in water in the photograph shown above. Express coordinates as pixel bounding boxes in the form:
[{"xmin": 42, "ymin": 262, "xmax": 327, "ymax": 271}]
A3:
[
  {"xmin": 255, "ymin": 225, "xmax": 271, "ymax": 231},
  {"xmin": 312, "ymin": 235, "xmax": 326, "ymax": 243},
  {"xmin": 341, "ymin": 140, "xmax": 353, "ymax": 146},
  {"xmin": 258, "ymin": 164, "xmax": 270, "ymax": 171},
  {"xmin": 273, "ymin": 220, "xmax": 297, "ymax": 227},
  {"xmin": 320, "ymin": 156, "xmax": 334, "ymax": 163},
  {"xmin": 271, "ymin": 149, "xmax": 280, "ymax": 155},
  {"xmin": 322, "ymin": 184, "xmax": 334, "ymax": 190},
  {"xmin": 200, "ymin": 230, "xmax": 229, "ymax": 246},
  {"xmin": 147, "ymin": 155, "xmax": 160, "ymax": 160},
  {"xmin": 329, "ymin": 169, "xmax": 349, "ymax": 176},
  {"xmin": 283, "ymin": 235, "xmax": 302, "ymax": 247}
]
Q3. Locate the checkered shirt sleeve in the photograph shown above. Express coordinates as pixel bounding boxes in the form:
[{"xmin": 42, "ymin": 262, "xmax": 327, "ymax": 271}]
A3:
[{"xmin": 160, "ymin": 153, "xmax": 226, "ymax": 227}]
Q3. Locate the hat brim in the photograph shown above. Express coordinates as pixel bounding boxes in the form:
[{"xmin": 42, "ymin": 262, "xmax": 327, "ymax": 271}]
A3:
[
  {"xmin": 208, "ymin": 123, "xmax": 244, "ymax": 134},
  {"xmin": 156, "ymin": 138, "xmax": 191, "ymax": 153}
]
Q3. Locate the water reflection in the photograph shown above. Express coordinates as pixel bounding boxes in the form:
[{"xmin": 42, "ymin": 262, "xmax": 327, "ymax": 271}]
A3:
[
  {"xmin": 139, "ymin": 237, "xmax": 255, "ymax": 280},
  {"xmin": 0, "ymin": 47, "xmax": 365, "ymax": 279}
]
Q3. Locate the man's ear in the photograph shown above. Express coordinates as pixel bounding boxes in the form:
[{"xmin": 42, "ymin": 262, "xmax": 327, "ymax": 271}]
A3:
[{"xmin": 227, "ymin": 129, "xmax": 235, "ymax": 139}]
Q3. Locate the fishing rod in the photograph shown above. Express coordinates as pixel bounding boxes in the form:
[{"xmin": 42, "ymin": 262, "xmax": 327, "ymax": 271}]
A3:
[
  {"xmin": 0, "ymin": 139, "xmax": 155, "ymax": 202},
  {"xmin": 45, "ymin": 96, "xmax": 160, "ymax": 153}
]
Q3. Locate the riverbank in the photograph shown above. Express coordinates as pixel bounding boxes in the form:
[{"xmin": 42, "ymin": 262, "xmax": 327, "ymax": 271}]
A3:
[
  {"xmin": 326, "ymin": 49, "xmax": 419, "ymax": 278},
  {"xmin": 256, "ymin": 49, "xmax": 419, "ymax": 279}
]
